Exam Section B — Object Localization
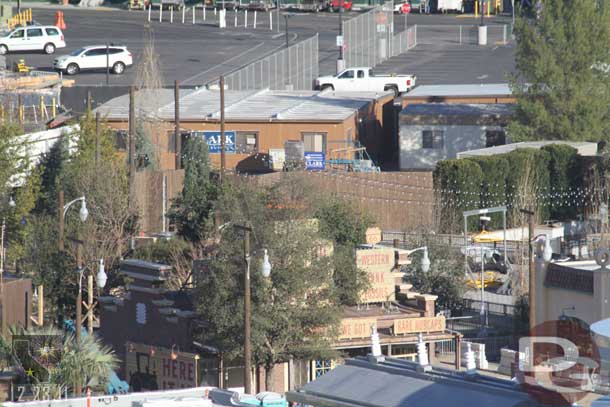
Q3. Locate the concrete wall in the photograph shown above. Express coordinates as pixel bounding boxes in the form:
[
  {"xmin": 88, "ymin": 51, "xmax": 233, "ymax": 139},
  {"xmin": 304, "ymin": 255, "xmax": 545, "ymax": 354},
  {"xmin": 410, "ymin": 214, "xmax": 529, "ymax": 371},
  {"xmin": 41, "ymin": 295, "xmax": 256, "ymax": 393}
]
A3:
[{"xmin": 399, "ymin": 124, "xmax": 506, "ymax": 170}]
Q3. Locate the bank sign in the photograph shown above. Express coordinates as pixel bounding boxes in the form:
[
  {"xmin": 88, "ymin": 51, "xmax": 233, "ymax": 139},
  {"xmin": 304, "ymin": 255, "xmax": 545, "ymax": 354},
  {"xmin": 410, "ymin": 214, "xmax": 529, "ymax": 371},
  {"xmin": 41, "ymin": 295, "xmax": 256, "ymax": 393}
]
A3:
[
  {"xmin": 192, "ymin": 131, "xmax": 236, "ymax": 153},
  {"xmin": 304, "ymin": 152, "xmax": 325, "ymax": 171}
]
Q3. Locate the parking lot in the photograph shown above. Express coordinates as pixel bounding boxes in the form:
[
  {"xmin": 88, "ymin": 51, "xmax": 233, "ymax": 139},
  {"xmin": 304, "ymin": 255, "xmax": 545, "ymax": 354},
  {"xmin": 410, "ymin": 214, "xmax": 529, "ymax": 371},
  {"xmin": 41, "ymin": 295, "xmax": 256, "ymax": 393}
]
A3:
[{"xmin": 7, "ymin": 5, "xmax": 516, "ymax": 87}]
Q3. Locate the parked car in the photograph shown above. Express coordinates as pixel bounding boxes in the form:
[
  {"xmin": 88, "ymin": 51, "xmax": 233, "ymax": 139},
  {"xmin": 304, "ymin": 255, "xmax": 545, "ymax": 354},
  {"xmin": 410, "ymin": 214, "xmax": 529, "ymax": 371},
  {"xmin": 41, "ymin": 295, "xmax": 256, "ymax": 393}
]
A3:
[
  {"xmin": 0, "ymin": 25, "xmax": 65, "ymax": 55},
  {"xmin": 328, "ymin": 0, "xmax": 351, "ymax": 12},
  {"xmin": 315, "ymin": 67, "xmax": 416, "ymax": 96},
  {"xmin": 53, "ymin": 45, "xmax": 133, "ymax": 75}
]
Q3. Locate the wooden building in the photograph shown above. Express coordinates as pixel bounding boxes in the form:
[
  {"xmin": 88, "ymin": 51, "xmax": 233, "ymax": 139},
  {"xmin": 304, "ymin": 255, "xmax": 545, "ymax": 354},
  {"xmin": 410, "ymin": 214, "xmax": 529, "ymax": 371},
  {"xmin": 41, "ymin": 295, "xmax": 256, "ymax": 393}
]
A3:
[
  {"xmin": 94, "ymin": 88, "xmax": 396, "ymax": 172},
  {"xmin": 0, "ymin": 275, "xmax": 32, "ymax": 337}
]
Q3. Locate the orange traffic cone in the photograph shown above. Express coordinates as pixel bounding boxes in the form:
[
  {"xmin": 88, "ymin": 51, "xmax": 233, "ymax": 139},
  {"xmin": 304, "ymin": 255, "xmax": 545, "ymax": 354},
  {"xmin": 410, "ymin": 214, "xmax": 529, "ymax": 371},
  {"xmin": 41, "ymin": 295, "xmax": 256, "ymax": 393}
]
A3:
[{"xmin": 55, "ymin": 11, "xmax": 66, "ymax": 30}]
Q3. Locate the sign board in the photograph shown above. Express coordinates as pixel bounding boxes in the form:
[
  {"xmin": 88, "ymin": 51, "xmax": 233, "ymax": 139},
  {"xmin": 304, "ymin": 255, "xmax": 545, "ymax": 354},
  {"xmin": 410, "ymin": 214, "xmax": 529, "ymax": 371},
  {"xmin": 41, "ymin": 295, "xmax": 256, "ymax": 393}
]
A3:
[
  {"xmin": 376, "ymin": 24, "xmax": 386, "ymax": 33},
  {"xmin": 339, "ymin": 318, "xmax": 377, "ymax": 340},
  {"xmin": 365, "ymin": 227, "xmax": 382, "ymax": 245},
  {"xmin": 268, "ymin": 148, "xmax": 286, "ymax": 171},
  {"xmin": 356, "ymin": 248, "xmax": 395, "ymax": 271},
  {"xmin": 192, "ymin": 131, "xmax": 236, "ymax": 154},
  {"xmin": 125, "ymin": 342, "xmax": 200, "ymax": 390},
  {"xmin": 403, "ymin": 3, "xmax": 411, "ymax": 13},
  {"xmin": 393, "ymin": 316, "xmax": 446, "ymax": 335},
  {"xmin": 336, "ymin": 35, "xmax": 344, "ymax": 47},
  {"xmin": 304, "ymin": 152, "xmax": 325, "ymax": 171},
  {"xmin": 360, "ymin": 271, "xmax": 396, "ymax": 303}
]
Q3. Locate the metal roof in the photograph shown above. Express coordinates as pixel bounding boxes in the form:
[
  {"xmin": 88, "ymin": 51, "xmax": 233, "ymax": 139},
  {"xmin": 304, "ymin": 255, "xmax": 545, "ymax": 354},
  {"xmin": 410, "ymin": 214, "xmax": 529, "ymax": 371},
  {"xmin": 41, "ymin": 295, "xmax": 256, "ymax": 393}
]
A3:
[
  {"xmin": 404, "ymin": 83, "xmax": 512, "ymax": 98},
  {"xmin": 94, "ymin": 88, "xmax": 195, "ymax": 120},
  {"xmin": 95, "ymin": 88, "xmax": 389, "ymax": 122},
  {"xmin": 401, "ymin": 103, "xmax": 514, "ymax": 117},
  {"xmin": 287, "ymin": 357, "xmax": 536, "ymax": 407},
  {"xmin": 457, "ymin": 141, "xmax": 598, "ymax": 158}
]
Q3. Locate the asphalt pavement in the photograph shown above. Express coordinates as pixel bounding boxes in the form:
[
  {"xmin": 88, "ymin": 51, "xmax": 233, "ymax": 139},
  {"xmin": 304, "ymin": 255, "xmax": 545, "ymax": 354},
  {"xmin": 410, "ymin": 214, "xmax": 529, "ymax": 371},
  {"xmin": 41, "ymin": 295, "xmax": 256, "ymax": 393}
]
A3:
[{"xmin": 7, "ymin": 4, "xmax": 516, "ymax": 86}]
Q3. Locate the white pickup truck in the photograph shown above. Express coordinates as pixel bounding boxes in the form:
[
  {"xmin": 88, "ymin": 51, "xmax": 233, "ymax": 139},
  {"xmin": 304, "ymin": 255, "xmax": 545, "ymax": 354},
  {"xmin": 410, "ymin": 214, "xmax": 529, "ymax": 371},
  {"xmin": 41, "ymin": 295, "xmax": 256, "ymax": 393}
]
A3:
[{"xmin": 315, "ymin": 67, "xmax": 416, "ymax": 96}]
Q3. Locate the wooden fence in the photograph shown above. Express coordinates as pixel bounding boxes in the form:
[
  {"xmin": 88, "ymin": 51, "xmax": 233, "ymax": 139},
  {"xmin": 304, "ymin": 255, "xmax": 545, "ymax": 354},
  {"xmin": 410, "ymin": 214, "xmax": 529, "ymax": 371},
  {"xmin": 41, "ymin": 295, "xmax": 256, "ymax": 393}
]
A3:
[
  {"xmin": 133, "ymin": 169, "xmax": 184, "ymax": 233},
  {"xmin": 238, "ymin": 171, "xmax": 434, "ymax": 231}
]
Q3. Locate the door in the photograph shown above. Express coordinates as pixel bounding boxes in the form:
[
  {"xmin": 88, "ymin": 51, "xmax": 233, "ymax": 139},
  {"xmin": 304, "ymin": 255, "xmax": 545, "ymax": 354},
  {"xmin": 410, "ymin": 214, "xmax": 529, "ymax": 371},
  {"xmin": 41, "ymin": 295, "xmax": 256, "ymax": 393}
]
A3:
[
  {"xmin": 80, "ymin": 48, "xmax": 107, "ymax": 69},
  {"xmin": 355, "ymin": 69, "xmax": 373, "ymax": 91},
  {"xmin": 25, "ymin": 28, "xmax": 45, "ymax": 51},
  {"xmin": 6, "ymin": 28, "xmax": 26, "ymax": 51},
  {"xmin": 335, "ymin": 69, "xmax": 355, "ymax": 91}
]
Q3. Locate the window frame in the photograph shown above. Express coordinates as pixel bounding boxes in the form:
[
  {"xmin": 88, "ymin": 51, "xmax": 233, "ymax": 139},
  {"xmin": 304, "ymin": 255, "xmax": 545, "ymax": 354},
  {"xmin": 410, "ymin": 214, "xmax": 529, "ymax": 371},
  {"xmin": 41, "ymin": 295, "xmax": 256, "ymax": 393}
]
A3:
[
  {"xmin": 301, "ymin": 131, "xmax": 327, "ymax": 153},
  {"xmin": 45, "ymin": 27, "xmax": 59, "ymax": 36},
  {"xmin": 26, "ymin": 28, "xmax": 44, "ymax": 37},
  {"xmin": 235, "ymin": 131, "xmax": 259, "ymax": 154},
  {"xmin": 485, "ymin": 129, "xmax": 506, "ymax": 148},
  {"xmin": 421, "ymin": 129, "xmax": 444, "ymax": 150}
]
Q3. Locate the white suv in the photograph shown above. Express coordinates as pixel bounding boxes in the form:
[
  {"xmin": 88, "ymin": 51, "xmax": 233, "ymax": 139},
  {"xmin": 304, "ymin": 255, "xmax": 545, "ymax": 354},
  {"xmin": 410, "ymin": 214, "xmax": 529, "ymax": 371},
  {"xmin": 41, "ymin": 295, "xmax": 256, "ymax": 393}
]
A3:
[
  {"xmin": 53, "ymin": 45, "xmax": 133, "ymax": 75},
  {"xmin": 0, "ymin": 26, "xmax": 65, "ymax": 55}
]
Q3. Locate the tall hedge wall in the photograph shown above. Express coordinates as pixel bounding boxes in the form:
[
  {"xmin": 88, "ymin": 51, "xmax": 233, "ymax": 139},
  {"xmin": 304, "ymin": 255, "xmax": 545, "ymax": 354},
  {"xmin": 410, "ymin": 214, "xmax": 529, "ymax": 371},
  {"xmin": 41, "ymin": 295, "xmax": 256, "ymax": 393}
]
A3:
[{"xmin": 434, "ymin": 145, "xmax": 605, "ymax": 232}]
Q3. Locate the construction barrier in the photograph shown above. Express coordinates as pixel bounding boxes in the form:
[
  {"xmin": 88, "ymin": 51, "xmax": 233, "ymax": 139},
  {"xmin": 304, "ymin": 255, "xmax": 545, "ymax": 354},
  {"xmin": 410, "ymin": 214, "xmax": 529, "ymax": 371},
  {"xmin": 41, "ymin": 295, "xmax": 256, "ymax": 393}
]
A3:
[{"xmin": 7, "ymin": 8, "xmax": 33, "ymax": 29}]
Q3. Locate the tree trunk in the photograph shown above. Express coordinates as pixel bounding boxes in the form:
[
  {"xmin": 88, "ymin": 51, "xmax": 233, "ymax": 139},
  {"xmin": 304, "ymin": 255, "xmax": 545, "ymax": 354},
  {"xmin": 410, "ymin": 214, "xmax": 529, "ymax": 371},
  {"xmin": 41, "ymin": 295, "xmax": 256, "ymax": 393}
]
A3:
[{"xmin": 264, "ymin": 363, "xmax": 274, "ymax": 392}]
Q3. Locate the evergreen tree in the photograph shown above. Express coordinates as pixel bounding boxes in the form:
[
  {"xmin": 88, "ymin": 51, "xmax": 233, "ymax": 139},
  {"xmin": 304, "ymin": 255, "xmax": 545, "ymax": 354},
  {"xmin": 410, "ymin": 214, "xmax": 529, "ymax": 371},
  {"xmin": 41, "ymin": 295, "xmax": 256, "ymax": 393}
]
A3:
[
  {"xmin": 170, "ymin": 136, "xmax": 218, "ymax": 243},
  {"xmin": 509, "ymin": 0, "xmax": 610, "ymax": 142}
]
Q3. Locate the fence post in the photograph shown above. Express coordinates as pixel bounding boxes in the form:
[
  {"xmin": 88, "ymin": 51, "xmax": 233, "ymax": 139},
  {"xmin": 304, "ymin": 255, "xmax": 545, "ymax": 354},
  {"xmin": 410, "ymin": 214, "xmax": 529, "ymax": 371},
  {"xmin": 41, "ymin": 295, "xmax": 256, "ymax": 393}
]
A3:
[
  {"xmin": 159, "ymin": 5, "xmax": 163, "ymax": 22},
  {"xmin": 214, "ymin": 6, "xmax": 217, "ymax": 15},
  {"xmin": 234, "ymin": 9, "xmax": 237, "ymax": 27},
  {"xmin": 245, "ymin": 9, "xmax": 248, "ymax": 28},
  {"xmin": 203, "ymin": 4, "xmax": 206, "ymax": 20},
  {"xmin": 503, "ymin": 24, "xmax": 507, "ymax": 44},
  {"xmin": 148, "ymin": 3, "xmax": 151, "ymax": 21},
  {"xmin": 182, "ymin": 5, "xmax": 185, "ymax": 23},
  {"xmin": 253, "ymin": 10, "xmax": 256, "ymax": 29},
  {"xmin": 269, "ymin": 11, "xmax": 272, "ymax": 30},
  {"xmin": 170, "ymin": 6, "xmax": 173, "ymax": 23},
  {"xmin": 192, "ymin": 6, "xmax": 195, "ymax": 23},
  {"xmin": 459, "ymin": 25, "xmax": 462, "ymax": 44}
]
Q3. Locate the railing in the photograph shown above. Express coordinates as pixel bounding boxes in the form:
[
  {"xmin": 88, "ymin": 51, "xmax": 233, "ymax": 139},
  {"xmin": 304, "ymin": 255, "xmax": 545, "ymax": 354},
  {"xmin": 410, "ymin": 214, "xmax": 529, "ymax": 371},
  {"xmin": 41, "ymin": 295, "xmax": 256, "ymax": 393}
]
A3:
[{"xmin": 390, "ymin": 25, "xmax": 417, "ymax": 57}]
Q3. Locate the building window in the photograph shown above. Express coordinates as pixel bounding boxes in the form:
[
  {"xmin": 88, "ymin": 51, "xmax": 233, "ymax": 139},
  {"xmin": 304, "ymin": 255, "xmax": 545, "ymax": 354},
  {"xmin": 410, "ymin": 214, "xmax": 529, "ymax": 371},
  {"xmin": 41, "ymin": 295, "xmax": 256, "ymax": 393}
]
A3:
[
  {"xmin": 236, "ymin": 131, "xmax": 258, "ymax": 154},
  {"xmin": 313, "ymin": 360, "xmax": 334, "ymax": 378},
  {"xmin": 136, "ymin": 303, "xmax": 147, "ymax": 325},
  {"xmin": 302, "ymin": 132, "xmax": 326, "ymax": 153},
  {"xmin": 422, "ymin": 130, "xmax": 444, "ymax": 149},
  {"xmin": 485, "ymin": 130, "xmax": 506, "ymax": 147}
]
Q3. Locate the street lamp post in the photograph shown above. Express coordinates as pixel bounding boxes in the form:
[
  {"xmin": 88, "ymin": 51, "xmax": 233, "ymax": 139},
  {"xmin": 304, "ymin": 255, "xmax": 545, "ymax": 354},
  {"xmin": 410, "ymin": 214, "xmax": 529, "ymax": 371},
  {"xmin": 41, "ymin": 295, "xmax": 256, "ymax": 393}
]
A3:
[
  {"xmin": 58, "ymin": 191, "xmax": 88, "ymax": 252},
  {"xmin": 403, "ymin": 246, "xmax": 431, "ymax": 272},
  {"xmin": 221, "ymin": 222, "xmax": 271, "ymax": 395}
]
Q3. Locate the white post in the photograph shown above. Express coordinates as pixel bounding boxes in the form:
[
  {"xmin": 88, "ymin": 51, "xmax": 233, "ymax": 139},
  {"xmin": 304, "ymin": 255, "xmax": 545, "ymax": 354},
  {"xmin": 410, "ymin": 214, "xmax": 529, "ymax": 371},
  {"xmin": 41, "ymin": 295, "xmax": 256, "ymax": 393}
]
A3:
[
  {"xmin": 253, "ymin": 10, "xmax": 256, "ymax": 28},
  {"xmin": 269, "ymin": 10, "xmax": 272, "ymax": 30},
  {"xmin": 159, "ymin": 4, "xmax": 163, "ymax": 22},
  {"xmin": 214, "ymin": 6, "xmax": 217, "ymax": 15},
  {"xmin": 182, "ymin": 5, "xmax": 185, "ymax": 23},
  {"xmin": 148, "ymin": 3, "xmax": 152, "ymax": 22},
  {"xmin": 203, "ymin": 4, "xmax": 206, "ymax": 20},
  {"xmin": 170, "ymin": 6, "xmax": 174, "ymax": 23},
  {"xmin": 244, "ymin": 9, "xmax": 248, "ymax": 28},
  {"xmin": 192, "ymin": 6, "xmax": 195, "ymax": 23},
  {"xmin": 234, "ymin": 10, "xmax": 237, "ymax": 26}
]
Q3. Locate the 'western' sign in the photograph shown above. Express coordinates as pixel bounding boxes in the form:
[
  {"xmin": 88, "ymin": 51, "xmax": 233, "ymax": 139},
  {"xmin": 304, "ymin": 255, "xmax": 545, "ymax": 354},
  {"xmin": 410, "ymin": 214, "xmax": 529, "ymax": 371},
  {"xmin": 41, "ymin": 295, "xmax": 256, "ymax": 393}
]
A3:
[
  {"xmin": 192, "ymin": 131, "xmax": 236, "ymax": 153},
  {"xmin": 393, "ymin": 316, "xmax": 446, "ymax": 335}
]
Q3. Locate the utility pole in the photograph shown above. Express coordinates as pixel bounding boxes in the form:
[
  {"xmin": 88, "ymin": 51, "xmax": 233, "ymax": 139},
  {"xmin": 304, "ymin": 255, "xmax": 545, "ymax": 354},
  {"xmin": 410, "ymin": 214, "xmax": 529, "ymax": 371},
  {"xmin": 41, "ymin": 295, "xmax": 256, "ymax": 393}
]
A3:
[
  {"xmin": 337, "ymin": 6, "xmax": 345, "ymax": 73},
  {"xmin": 243, "ymin": 225, "xmax": 252, "ymax": 395},
  {"xmin": 219, "ymin": 76, "xmax": 226, "ymax": 182},
  {"xmin": 106, "ymin": 43, "xmax": 110, "ymax": 86},
  {"xmin": 58, "ymin": 190, "xmax": 64, "ymax": 252},
  {"xmin": 174, "ymin": 80, "xmax": 182, "ymax": 170},
  {"xmin": 520, "ymin": 208, "xmax": 535, "ymax": 330}
]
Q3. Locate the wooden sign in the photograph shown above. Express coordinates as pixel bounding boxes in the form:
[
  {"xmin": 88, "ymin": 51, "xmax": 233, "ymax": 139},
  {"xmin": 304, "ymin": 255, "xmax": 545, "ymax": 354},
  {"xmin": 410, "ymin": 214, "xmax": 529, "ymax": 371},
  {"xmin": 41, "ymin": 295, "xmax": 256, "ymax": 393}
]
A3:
[
  {"xmin": 360, "ymin": 270, "xmax": 396, "ymax": 303},
  {"xmin": 356, "ymin": 248, "xmax": 395, "ymax": 272},
  {"xmin": 125, "ymin": 342, "xmax": 199, "ymax": 390},
  {"xmin": 393, "ymin": 316, "xmax": 446, "ymax": 335},
  {"xmin": 339, "ymin": 318, "xmax": 377, "ymax": 340}
]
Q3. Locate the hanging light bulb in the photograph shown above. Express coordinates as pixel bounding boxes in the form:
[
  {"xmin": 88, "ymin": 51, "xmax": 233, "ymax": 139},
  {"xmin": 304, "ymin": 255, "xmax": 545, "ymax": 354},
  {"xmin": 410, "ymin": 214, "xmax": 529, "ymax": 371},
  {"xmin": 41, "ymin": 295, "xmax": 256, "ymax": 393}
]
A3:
[
  {"xmin": 261, "ymin": 249, "xmax": 272, "ymax": 278},
  {"xmin": 79, "ymin": 197, "xmax": 89, "ymax": 222},
  {"xmin": 543, "ymin": 235, "xmax": 553, "ymax": 262}
]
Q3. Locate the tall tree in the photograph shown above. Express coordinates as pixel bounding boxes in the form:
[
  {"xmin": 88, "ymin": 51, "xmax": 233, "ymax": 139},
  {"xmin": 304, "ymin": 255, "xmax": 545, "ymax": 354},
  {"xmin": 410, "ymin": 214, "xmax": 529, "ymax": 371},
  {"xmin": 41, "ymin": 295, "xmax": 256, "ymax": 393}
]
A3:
[
  {"xmin": 170, "ymin": 135, "xmax": 218, "ymax": 243},
  {"xmin": 509, "ymin": 0, "xmax": 610, "ymax": 142},
  {"xmin": 194, "ymin": 177, "xmax": 364, "ymax": 391}
]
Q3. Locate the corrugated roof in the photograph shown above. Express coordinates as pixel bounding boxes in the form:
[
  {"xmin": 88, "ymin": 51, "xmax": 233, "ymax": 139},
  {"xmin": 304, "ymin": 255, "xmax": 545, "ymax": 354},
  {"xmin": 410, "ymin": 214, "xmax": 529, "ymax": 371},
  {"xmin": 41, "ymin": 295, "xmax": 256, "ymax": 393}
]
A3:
[
  {"xmin": 94, "ymin": 89, "xmax": 195, "ymax": 120},
  {"xmin": 401, "ymin": 103, "xmax": 514, "ymax": 117},
  {"xmin": 404, "ymin": 83, "xmax": 512, "ymax": 98},
  {"xmin": 95, "ymin": 88, "xmax": 389, "ymax": 122}
]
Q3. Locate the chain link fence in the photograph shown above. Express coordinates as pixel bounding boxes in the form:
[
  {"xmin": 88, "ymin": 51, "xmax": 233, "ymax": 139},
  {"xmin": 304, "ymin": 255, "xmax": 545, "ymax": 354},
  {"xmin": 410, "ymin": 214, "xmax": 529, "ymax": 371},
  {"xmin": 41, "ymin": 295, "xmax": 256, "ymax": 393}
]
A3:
[
  {"xmin": 391, "ymin": 25, "xmax": 417, "ymax": 57},
  {"xmin": 342, "ymin": 1, "xmax": 395, "ymax": 69},
  {"xmin": 223, "ymin": 34, "xmax": 319, "ymax": 91},
  {"xmin": 416, "ymin": 24, "xmax": 511, "ymax": 46}
]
